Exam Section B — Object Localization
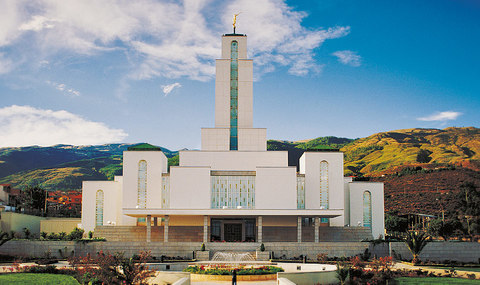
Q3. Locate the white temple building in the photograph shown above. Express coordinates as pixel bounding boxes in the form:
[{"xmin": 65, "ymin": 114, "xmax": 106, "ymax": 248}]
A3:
[{"xmin": 81, "ymin": 31, "xmax": 385, "ymax": 243}]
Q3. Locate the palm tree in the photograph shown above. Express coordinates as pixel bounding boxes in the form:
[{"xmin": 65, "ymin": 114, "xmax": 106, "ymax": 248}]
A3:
[{"xmin": 404, "ymin": 231, "xmax": 430, "ymax": 264}]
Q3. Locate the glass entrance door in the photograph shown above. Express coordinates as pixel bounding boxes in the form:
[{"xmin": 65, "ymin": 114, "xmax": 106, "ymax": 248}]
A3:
[{"xmin": 224, "ymin": 223, "xmax": 242, "ymax": 242}]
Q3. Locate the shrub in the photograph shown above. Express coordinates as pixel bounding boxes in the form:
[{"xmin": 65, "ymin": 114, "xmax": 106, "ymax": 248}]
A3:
[
  {"xmin": 23, "ymin": 228, "xmax": 31, "ymax": 239},
  {"xmin": 47, "ymin": 232, "xmax": 59, "ymax": 240},
  {"xmin": 68, "ymin": 250, "xmax": 154, "ymax": 284},
  {"xmin": 40, "ymin": 232, "xmax": 48, "ymax": 239},
  {"xmin": 201, "ymin": 243, "xmax": 205, "ymax": 251},
  {"xmin": 67, "ymin": 227, "xmax": 84, "ymax": 240},
  {"xmin": 58, "ymin": 232, "xmax": 67, "ymax": 240},
  {"xmin": 88, "ymin": 231, "xmax": 94, "ymax": 239},
  {"xmin": 260, "ymin": 243, "xmax": 265, "ymax": 252}
]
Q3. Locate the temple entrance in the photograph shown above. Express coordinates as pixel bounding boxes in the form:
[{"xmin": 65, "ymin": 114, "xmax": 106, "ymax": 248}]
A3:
[
  {"xmin": 210, "ymin": 218, "xmax": 256, "ymax": 242},
  {"xmin": 224, "ymin": 223, "xmax": 242, "ymax": 242}
]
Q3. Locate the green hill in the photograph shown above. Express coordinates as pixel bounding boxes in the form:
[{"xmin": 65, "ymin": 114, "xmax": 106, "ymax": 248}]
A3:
[
  {"xmin": 341, "ymin": 127, "xmax": 480, "ymax": 176},
  {"xmin": 0, "ymin": 128, "xmax": 479, "ymax": 191}
]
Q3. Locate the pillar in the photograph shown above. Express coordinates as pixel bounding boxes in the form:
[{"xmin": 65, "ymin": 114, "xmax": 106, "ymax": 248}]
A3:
[
  {"xmin": 257, "ymin": 216, "xmax": 263, "ymax": 243},
  {"xmin": 153, "ymin": 217, "xmax": 158, "ymax": 227},
  {"xmin": 297, "ymin": 216, "xmax": 302, "ymax": 243},
  {"xmin": 146, "ymin": 215, "xmax": 151, "ymax": 243},
  {"xmin": 203, "ymin": 215, "xmax": 208, "ymax": 243},
  {"xmin": 164, "ymin": 215, "xmax": 169, "ymax": 242},
  {"xmin": 314, "ymin": 217, "xmax": 320, "ymax": 243}
]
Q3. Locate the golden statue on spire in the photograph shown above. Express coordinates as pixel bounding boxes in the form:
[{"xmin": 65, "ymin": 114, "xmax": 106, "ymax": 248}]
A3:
[{"xmin": 233, "ymin": 13, "xmax": 241, "ymax": 33}]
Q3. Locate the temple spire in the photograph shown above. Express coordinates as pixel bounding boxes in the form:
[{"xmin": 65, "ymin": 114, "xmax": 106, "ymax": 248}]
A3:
[{"xmin": 233, "ymin": 13, "xmax": 240, "ymax": 34}]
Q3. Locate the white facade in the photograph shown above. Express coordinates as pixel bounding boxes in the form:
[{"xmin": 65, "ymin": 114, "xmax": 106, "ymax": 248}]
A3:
[{"xmin": 81, "ymin": 32, "xmax": 385, "ymax": 242}]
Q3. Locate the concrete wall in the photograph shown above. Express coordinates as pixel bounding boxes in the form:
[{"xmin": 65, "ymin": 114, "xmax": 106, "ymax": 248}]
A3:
[
  {"xmin": 82, "ymin": 179, "xmax": 123, "ymax": 233},
  {"xmin": 2, "ymin": 240, "xmax": 477, "ymax": 263},
  {"xmin": 255, "ymin": 167, "xmax": 297, "ymax": 209},
  {"xmin": 40, "ymin": 218, "xmax": 81, "ymax": 234},
  {"xmin": 201, "ymin": 128, "xmax": 229, "ymax": 151},
  {"xmin": 277, "ymin": 264, "xmax": 338, "ymax": 285},
  {"xmin": 390, "ymin": 241, "xmax": 480, "ymax": 263},
  {"xmin": 238, "ymin": 128, "xmax": 266, "ymax": 151},
  {"xmin": 0, "ymin": 212, "xmax": 45, "ymax": 236},
  {"xmin": 349, "ymin": 182, "xmax": 385, "ymax": 239},
  {"xmin": 169, "ymin": 167, "xmax": 211, "ymax": 209},
  {"xmin": 300, "ymin": 152, "xmax": 345, "ymax": 226},
  {"xmin": 179, "ymin": 151, "xmax": 288, "ymax": 171}
]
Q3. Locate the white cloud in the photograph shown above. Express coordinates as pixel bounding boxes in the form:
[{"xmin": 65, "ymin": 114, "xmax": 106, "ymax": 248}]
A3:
[
  {"xmin": 0, "ymin": 105, "xmax": 127, "ymax": 147},
  {"xmin": 46, "ymin": 81, "xmax": 81, "ymax": 96},
  {"xmin": 332, "ymin": 50, "xmax": 361, "ymax": 67},
  {"xmin": 0, "ymin": 0, "xmax": 351, "ymax": 80},
  {"xmin": 417, "ymin": 111, "xmax": 462, "ymax": 121},
  {"xmin": 162, "ymin": 82, "xmax": 182, "ymax": 96}
]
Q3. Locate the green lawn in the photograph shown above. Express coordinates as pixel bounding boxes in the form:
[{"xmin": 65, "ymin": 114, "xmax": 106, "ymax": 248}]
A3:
[
  {"xmin": 0, "ymin": 273, "xmax": 79, "ymax": 285},
  {"xmin": 393, "ymin": 277, "xmax": 479, "ymax": 284}
]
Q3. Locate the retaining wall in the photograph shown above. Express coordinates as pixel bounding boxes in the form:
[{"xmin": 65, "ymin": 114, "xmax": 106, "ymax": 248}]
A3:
[{"xmin": 0, "ymin": 240, "xmax": 478, "ymax": 263}]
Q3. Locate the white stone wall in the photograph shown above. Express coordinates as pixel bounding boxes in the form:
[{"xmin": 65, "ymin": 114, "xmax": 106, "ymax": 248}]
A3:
[
  {"xmin": 169, "ymin": 166, "xmax": 211, "ymax": 209},
  {"xmin": 300, "ymin": 152, "xmax": 345, "ymax": 226},
  {"xmin": 201, "ymin": 128, "xmax": 229, "ymax": 151},
  {"xmin": 221, "ymin": 35, "xmax": 247, "ymax": 59},
  {"xmin": 238, "ymin": 128, "xmax": 266, "ymax": 151},
  {"xmin": 255, "ymin": 167, "xmax": 297, "ymax": 209},
  {"xmin": 349, "ymin": 182, "xmax": 385, "ymax": 239},
  {"xmin": 81, "ymin": 179, "xmax": 122, "ymax": 233},
  {"xmin": 343, "ymin": 177, "xmax": 353, "ymax": 226},
  {"xmin": 180, "ymin": 151, "xmax": 288, "ymax": 171}
]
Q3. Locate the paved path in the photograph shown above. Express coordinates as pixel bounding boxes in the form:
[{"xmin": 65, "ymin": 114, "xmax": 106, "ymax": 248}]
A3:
[
  {"xmin": 393, "ymin": 262, "xmax": 480, "ymax": 279},
  {"xmin": 193, "ymin": 281, "xmax": 277, "ymax": 284}
]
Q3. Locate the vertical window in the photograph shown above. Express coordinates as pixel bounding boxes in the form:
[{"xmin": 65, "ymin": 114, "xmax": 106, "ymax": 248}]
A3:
[
  {"xmin": 162, "ymin": 176, "xmax": 170, "ymax": 208},
  {"xmin": 363, "ymin": 191, "xmax": 372, "ymax": 228},
  {"xmin": 229, "ymin": 41, "xmax": 238, "ymax": 150},
  {"xmin": 138, "ymin": 160, "xmax": 147, "ymax": 208},
  {"xmin": 297, "ymin": 176, "xmax": 305, "ymax": 209},
  {"xmin": 320, "ymin": 161, "xmax": 329, "ymax": 223},
  {"xmin": 95, "ymin": 190, "xmax": 104, "ymax": 226}
]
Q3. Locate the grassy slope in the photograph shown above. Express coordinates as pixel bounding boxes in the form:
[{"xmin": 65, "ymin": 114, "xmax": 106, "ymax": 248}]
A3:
[{"xmin": 341, "ymin": 127, "xmax": 480, "ymax": 176}]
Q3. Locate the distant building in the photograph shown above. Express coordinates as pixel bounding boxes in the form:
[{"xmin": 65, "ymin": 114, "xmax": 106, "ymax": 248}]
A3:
[
  {"xmin": 0, "ymin": 184, "xmax": 20, "ymax": 210},
  {"xmin": 81, "ymin": 31, "xmax": 385, "ymax": 243}
]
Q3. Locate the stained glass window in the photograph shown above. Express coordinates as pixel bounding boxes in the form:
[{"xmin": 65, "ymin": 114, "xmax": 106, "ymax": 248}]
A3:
[
  {"xmin": 363, "ymin": 191, "xmax": 372, "ymax": 228},
  {"xmin": 137, "ymin": 160, "xmax": 147, "ymax": 208},
  {"xmin": 297, "ymin": 176, "xmax": 305, "ymax": 209},
  {"xmin": 162, "ymin": 176, "xmax": 170, "ymax": 208},
  {"xmin": 211, "ymin": 176, "xmax": 255, "ymax": 209},
  {"xmin": 95, "ymin": 190, "xmax": 104, "ymax": 226},
  {"xmin": 320, "ymin": 161, "xmax": 329, "ymax": 223},
  {"xmin": 230, "ymin": 41, "xmax": 238, "ymax": 150}
]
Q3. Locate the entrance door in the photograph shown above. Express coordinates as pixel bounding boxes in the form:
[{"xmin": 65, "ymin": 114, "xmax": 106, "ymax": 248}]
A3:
[{"xmin": 224, "ymin": 223, "xmax": 242, "ymax": 242}]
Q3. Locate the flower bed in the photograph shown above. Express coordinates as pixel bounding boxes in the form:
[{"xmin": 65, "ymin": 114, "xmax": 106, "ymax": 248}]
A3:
[{"xmin": 184, "ymin": 265, "xmax": 283, "ymax": 275}]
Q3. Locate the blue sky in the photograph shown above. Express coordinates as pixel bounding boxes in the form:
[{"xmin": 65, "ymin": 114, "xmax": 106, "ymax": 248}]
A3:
[{"xmin": 0, "ymin": 0, "xmax": 479, "ymax": 150}]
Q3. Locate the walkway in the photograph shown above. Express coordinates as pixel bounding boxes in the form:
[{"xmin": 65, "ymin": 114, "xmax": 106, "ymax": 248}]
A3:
[{"xmin": 393, "ymin": 262, "xmax": 480, "ymax": 279}]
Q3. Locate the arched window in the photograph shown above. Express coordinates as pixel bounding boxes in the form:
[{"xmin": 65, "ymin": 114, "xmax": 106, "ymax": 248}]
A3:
[
  {"xmin": 95, "ymin": 190, "xmax": 104, "ymax": 226},
  {"xmin": 229, "ymin": 40, "xmax": 239, "ymax": 150},
  {"xmin": 138, "ymin": 160, "xmax": 147, "ymax": 208},
  {"xmin": 363, "ymin": 191, "xmax": 372, "ymax": 228}
]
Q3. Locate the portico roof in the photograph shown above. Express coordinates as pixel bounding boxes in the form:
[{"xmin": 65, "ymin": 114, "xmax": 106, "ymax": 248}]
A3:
[{"xmin": 123, "ymin": 208, "xmax": 343, "ymax": 218}]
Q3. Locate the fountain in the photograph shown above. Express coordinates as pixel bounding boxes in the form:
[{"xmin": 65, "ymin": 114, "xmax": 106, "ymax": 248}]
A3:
[{"xmin": 211, "ymin": 251, "xmax": 256, "ymax": 262}]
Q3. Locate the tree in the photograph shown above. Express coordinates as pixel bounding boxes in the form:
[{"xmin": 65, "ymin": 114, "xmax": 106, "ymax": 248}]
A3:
[
  {"xmin": 455, "ymin": 182, "xmax": 480, "ymax": 240},
  {"xmin": 427, "ymin": 218, "xmax": 459, "ymax": 241},
  {"xmin": 404, "ymin": 231, "xmax": 430, "ymax": 264},
  {"xmin": 19, "ymin": 185, "xmax": 47, "ymax": 214},
  {"xmin": 385, "ymin": 212, "xmax": 408, "ymax": 234}
]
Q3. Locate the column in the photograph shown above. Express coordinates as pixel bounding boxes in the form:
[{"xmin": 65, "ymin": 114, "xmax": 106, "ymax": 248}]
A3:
[
  {"xmin": 153, "ymin": 217, "xmax": 158, "ymax": 227},
  {"xmin": 257, "ymin": 216, "xmax": 263, "ymax": 243},
  {"xmin": 203, "ymin": 215, "xmax": 208, "ymax": 243},
  {"xmin": 164, "ymin": 215, "xmax": 169, "ymax": 243},
  {"xmin": 314, "ymin": 217, "xmax": 320, "ymax": 243},
  {"xmin": 146, "ymin": 215, "xmax": 151, "ymax": 243},
  {"xmin": 297, "ymin": 216, "xmax": 302, "ymax": 243}
]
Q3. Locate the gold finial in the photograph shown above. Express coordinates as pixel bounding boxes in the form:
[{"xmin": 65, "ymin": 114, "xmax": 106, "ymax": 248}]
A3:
[{"xmin": 233, "ymin": 13, "xmax": 241, "ymax": 33}]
